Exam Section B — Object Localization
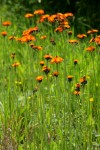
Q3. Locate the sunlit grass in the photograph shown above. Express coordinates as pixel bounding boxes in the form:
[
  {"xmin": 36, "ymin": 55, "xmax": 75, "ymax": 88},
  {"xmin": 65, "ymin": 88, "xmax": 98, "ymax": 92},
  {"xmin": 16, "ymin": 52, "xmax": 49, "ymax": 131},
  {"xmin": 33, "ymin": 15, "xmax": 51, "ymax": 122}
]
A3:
[{"xmin": 0, "ymin": 9, "xmax": 100, "ymax": 150}]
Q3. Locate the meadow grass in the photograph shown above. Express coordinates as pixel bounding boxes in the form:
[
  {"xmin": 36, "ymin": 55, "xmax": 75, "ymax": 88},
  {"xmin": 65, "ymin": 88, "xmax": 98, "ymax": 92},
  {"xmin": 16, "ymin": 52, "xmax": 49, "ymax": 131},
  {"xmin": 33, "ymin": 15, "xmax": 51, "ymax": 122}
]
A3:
[{"xmin": 0, "ymin": 9, "xmax": 100, "ymax": 150}]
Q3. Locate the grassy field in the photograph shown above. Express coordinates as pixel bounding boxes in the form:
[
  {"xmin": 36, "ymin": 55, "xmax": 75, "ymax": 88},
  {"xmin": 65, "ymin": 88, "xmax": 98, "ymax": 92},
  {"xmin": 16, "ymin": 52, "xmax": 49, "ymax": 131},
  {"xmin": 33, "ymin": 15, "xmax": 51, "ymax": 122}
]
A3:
[{"xmin": 0, "ymin": 9, "xmax": 100, "ymax": 150}]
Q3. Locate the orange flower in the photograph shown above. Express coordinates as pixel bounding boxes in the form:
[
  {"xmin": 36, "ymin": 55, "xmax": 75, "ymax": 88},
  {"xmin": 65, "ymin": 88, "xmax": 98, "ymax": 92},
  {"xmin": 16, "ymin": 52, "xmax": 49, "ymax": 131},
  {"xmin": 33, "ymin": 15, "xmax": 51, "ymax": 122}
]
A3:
[
  {"xmin": 40, "ymin": 35, "xmax": 47, "ymax": 40},
  {"xmin": 51, "ymin": 56, "xmax": 64, "ymax": 64},
  {"xmin": 77, "ymin": 34, "xmax": 87, "ymax": 39},
  {"xmin": 74, "ymin": 59, "xmax": 78, "ymax": 65},
  {"xmin": 31, "ymin": 45, "xmax": 42, "ymax": 51},
  {"xmin": 36, "ymin": 76, "xmax": 43, "ymax": 83},
  {"xmin": 1, "ymin": 31, "xmax": 7, "ymax": 36},
  {"xmin": 68, "ymin": 31, "xmax": 72, "ymax": 35},
  {"xmin": 52, "ymin": 71, "xmax": 59, "ymax": 77},
  {"xmin": 25, "ymin": 13, "xmax": 34, "ymax": 18},
  {"xmin": 2, "ymin": 21, "xmax": 11, "ymax": 26},
  {"xmin": 34, "ymin": 9, "xmax": 44, "ymax": 15},
  {"xmin": 12, "ymin": 62, "xmax": 20, "ymax": 67},
  {"xmin": 64, "ymin": 12, "xmax": 74, "ymax": 18},
  {"xmin": 8, "ymin": 36, "xmax": 15, "ymax": 40},
  {"xmin": 68, "ymin": 39, "xmax": 79, "ymax": 44},
  {"xmin": 67, "ymin": 76, "xmax": 74, "ymax": 82},
  {"xmin": 80, "ymin": 76, "xmax": 87, "ymax": 85},
  {"xmin": 48, "ymin": 15, "xmax": 57, "ymax": 23},
  {"xmin": 54, "ymin": 26, "xmax": 63, "ymax": 32},
  {"xmin": 40, "ymin": 61, "xmax": 45, "ymax": 66},
  {"xmin": 22, "ymin": 26, "xmax": 38, "ymax": 36},
  {"xmin": 86, "ymin": 46, "xmax": 95, "ymax": 52},
  {"xmin": 18, "ymin": 35, "xmax": 36, "ymax": 43},
  {"xmin": 42, "ymin": 66, "xmax": 50, "ymax": 74},
  {"xmin": 89, "ymin": 37, "xmax": 95, "ymax": 43},
  {"xmin": 74, "ymin": 83, "xmax": 80, "ymax": 95},
  {"xmin": 38, "ymin": 14, "xmax": 50, "ymax": 22},
  {"xmin": 44, "ymin": 54, "xmax": 53, "ymax": 60},
  {"xmin": 87, "ymin": 29, "xmax": 98, "ymax": 34}
]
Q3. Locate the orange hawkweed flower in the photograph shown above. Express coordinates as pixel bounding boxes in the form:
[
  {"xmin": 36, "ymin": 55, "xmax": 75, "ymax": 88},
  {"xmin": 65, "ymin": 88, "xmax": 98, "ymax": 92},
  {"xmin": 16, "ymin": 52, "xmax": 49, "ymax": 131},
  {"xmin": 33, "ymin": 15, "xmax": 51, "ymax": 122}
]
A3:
[
  {"xmin": 64, "ymin": 12, "xmax": 74, "ymax": 18},
  {"xmin": 38, "ymin": 14, "xmax": 50, "ymax": 23},
  {"xmin": 12, "ymin": 62, "xmax": 20, "ymax": 67},
  {"xmin": 77, "ymin": 34, "xmax": 87, "ymax": 39},
  {"xmin": 31, "ymin": 45, "xmax": 42, "ymax": 51},
  {"xmin": 68, "ymin": 31, "xmax": 72, "ymax": 35},
  {"xmin": 40, "ymin": 61, "xmax": 45, "ymax": 66},
  {"xmin": 40, "ymin": 35, "xmax": 47, "ymax": 40},
  {"xmin": 42, "ymin": 66, "xmax": 50, "ymax": 74},
  {"xmin": 51, "ymin": 56, "xmax": 64, "ymax": 64},
  {"xmin": 86, "ymin": 46, "xmax": 95, "ymax": 52},
  {"xmin": 34, "ymin": 9, "xmax": 44, "ymax": 15},
  {"xmin": 87, "ymin": 29, "xmax": 98, "ymax": 34},
  {"xmin": 67, "ymin": 76, "xmax": 74, "ymax": 82},
  {"xmin": 68, "ymin": 39, "xmax": 79, "ymax": 44},
  {"xmin": 8, "ymin": 36, "xmax": 15, "ymax": 40},
  {"xmin": 36, "ymin": 76, "xmax": 43, "ymax": 83},
  {"xmin": 2, "ymin": 21, "xmax": 11, "ymax": 26},
  {"xmin": 1, "ymin": 31, "xmax": 7, "ymax": 36},
  {"xmin": 74, "ymin": 83, "xmax": 80, "ymax": 95},
  {"xmin": 25, "ymin": 13, "xmax": 34, "ymax": 18},
  {"xmin": 54, "ymin": 26, "xmax": 63, "ymax": 32},
  {"xmin": 74, "ymin": 59, "xmax": 78, "ymax": 65},
  {"xmin": 52, "ymin": 71, "xmax": 59, "ymax": 77},
  {"xmin": 80, "ymin": 76, "xmax": 87, "ymax": 85},
  {"xmin": 44, "ymin": 54, "xmax": 53, "ymax": 60}
]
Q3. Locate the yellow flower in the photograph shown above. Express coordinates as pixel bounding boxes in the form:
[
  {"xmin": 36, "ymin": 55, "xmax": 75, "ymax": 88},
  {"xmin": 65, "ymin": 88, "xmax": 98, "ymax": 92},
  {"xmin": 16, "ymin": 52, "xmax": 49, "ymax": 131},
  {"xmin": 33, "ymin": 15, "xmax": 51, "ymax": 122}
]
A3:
[{"xmin": 90, "ymin": 98, "xmax": 94, "ymax": 102}]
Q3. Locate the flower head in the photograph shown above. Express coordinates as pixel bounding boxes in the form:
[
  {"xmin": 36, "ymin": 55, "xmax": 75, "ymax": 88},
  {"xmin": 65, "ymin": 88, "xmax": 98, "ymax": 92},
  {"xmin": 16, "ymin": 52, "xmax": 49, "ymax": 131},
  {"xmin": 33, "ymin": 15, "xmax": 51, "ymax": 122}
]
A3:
[
  {"xmin": 51, "ymin": 56, "xmax": 64, "ymax": 64},
  {"xmin": 67, "ymin": 75, "xmax": 74, "ymax": 82},
  {"xmin": 77, "ymin": 34, "xmax": 87, "ymax": 39},
  {"xmin": 1, "ymin": 31, "xmax": 7, "ymax": 36},
  {"xmin": 36, "ymin": 76, "xmax": 43, "ymax": 83},
  {"xmin": 44, "ymin": 54, "xmax": 53, "ymax": 60},
  {"xmin": 74, "ymin": 83, "xmax": 81, "ymax": 95},
  {"xmin": 52, "ymin": 71, "xmax": 59, "ymax": 77},
  {"xmin": 34, "ymin": 9, "xmax": 44, "ymax": 15},
  {"xmin": 86, "ymin": 46, "xmax": 95, "ymax": 52},
  {"xmin": 25, "ymin": 13, "xmax": 34, "ymax": 18},
  {"xmin": 2, "ymin": 21, "xmax": 11, "ymax": 26}
]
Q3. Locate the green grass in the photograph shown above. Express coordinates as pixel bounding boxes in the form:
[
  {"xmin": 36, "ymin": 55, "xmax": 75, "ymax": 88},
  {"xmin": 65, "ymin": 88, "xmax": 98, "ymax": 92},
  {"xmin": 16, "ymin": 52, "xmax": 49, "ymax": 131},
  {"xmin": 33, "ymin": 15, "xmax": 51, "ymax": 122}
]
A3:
[{"xmin": 0, "ymin": 8, "xmax": 100, "ymax": 150}]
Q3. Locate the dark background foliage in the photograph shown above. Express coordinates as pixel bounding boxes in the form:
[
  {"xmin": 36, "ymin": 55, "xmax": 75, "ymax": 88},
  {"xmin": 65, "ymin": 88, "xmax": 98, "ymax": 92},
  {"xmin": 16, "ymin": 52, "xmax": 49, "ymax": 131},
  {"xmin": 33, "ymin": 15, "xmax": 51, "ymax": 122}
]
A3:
[{"xmin": 1, "ymin": 0, "xmax": 100, "ymax": 33}]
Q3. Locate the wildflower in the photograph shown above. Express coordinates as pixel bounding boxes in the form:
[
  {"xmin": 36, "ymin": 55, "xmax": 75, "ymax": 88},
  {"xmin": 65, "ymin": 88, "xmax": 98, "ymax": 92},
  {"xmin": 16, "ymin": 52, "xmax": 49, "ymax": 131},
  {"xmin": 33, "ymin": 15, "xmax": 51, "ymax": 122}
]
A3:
[
  {"xmin": 77, "ymin": 34, "xmax": 87, "ymax": 39},
  {"xmin": 51, "ymin": 56, "xmax": 64, "ymax": 64},
  {"xmin": 24, "ymin": 13, "xmax": 34, "ymax": 18},
  {"xmin": 8, "ymin": 36, "xmax": 15, "ymax": 40},
  {"xmin": 89, "ymin": 37, "xmax": 95, "ymax": 43},
  {"xmin": 90, "ymin": 97, "xmax": 94, "ymax": 102},
  {"xmin": 31, "ymin": 45, "xmax": 42, "ymax": 50},
  {"xmin": 42, "ymin": 66, "xmax": 50, "ymax": 74},
  {"xmin": 68, "ymin": 39, "xmax": 79, "ymax": 44},
  {"xmin": 2, "ymin": 21, "xmax": 11, "ymax": 26},
  {"xmin": 74, "ymin": 59, "xmax": 78, "ymax": 65},
  {"xmin": 1, "ymin": 31, "xmax": 7, "ymax": 36},
  {"xmin": 38, "ymin": 14, "xmax": 50, "ymax": 22},
  {"xmin": 40, "ymin": 61, "xmax": 45, "ymax": 66},
  {"xmin": 64, "ymin": 12, "xmax": 74, "ymax": 18},
  {"xmin": 34, "ymin": 9, "xmax": 44, "ymax": 15},
  {"xmin": 36, "ymin": 76, "xmax": 43, "ymax": 83},
  {"xmin": 74, "ymin": 83, "xmax": 80, "ymax": 95},
  {"xmin": 87, "ymin": 29, "xmax": 98, "ymax": 34},
  {"xmin": 40, "ymin": 35, "xmax": 47, "ymax": 40},
  {"xmin": 12, "ymin": 62, "xmax": 20, "ymax": 67},
  {"xmin": 44, "ymin": 54, "xmax": 53, "ymax": 60},
  {"xmin": 80, "ymin": 76, "xmax": 87, "ymax": 85},
  {"xmin": 86, "ymin": 46, "xmax": 95, "ymax": 52},
  {"xmin": 54, "ymin": 26, "xmax": 63, "ymax": 32},
  {"xmin": 68, "ymin": 31, "xmax": 72, "ymax": 35},
  {"xmin": 52, "ymin": 71, "xmax": 59, "ymax": 77},
  {"xmin": 67, "ymin": 76, "xmax": 74, "ymax": 82},
  {"xmin": 10, "ymin": 53, "xmax": 16, "ymax": 59}
]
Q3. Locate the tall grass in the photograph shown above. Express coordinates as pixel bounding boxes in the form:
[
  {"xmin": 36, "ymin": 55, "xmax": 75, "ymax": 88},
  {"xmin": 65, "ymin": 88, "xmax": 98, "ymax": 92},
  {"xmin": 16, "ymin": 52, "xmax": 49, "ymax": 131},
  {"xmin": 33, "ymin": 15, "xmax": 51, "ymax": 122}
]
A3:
[{"xmin": 0, "ymin": 9, "xmax": 100, "ymax": 150}]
